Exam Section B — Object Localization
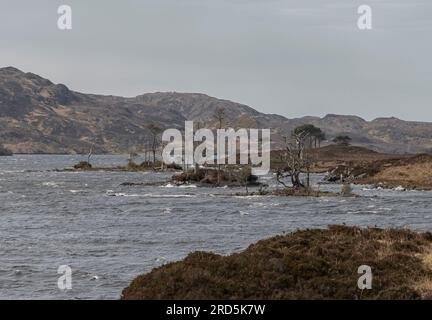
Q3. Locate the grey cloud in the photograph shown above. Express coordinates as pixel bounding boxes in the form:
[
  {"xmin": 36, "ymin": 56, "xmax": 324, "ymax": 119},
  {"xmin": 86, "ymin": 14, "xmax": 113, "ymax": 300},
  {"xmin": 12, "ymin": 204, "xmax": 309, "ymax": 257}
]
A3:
[{"xmin": 0, "ymin": 0, "xmax": 431, "ymax": 121}]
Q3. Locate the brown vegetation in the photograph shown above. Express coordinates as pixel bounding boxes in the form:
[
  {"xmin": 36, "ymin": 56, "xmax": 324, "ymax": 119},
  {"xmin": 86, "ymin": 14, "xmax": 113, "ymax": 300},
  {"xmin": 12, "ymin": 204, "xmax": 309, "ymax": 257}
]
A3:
[
  {"xmin": 323, "ymin": 152, "xmax": 432, "ymax": 190},
  {"xmin": 172, "ymin": 168, "xmax": 259, "ymax": 187},
  {"xmin": 356, "ymin": 159, "xmax": 432, "ymax": 190},
  {"xmin": 121, "ymin": 225, "xmax": 432, "ymax": 300},
  {"xmin": 271, "ymin": 144, "xmax": 399, "ymax": 173},
  {"xmin": 273, "ymin": 145, "xmax": 432, "ymax": 190},
  {"xmin": 73, "ymin": 161, "xmax": 92, "ymax": 170}
]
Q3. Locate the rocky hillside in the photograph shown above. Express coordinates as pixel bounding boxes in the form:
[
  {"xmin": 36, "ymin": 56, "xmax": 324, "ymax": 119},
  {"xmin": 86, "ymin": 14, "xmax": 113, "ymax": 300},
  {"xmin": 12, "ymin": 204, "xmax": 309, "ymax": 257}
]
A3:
[{"xmin": 1, "ymin": 66, "xmax": 432, "ymax": 154}]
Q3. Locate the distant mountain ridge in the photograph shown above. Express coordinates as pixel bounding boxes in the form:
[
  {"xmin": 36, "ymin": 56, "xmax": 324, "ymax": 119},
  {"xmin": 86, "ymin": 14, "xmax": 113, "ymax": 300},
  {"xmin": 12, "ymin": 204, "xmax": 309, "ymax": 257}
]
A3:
[{"xmin": 1, "ymin": 66, "xmax": 431, "ymax": 154}]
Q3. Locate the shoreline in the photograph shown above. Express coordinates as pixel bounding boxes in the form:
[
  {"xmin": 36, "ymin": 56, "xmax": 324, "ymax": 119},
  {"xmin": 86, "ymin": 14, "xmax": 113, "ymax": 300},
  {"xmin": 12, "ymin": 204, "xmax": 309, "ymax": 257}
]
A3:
[{"xmin": 6, "ymin": 148, "xmax": 432, "ymax": 191}]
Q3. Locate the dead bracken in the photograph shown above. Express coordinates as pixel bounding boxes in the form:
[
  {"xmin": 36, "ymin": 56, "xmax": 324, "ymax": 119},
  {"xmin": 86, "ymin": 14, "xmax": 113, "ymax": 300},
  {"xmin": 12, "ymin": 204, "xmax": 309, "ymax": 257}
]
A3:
[{"xmin": 122, "ymin": 225, "xmax": 432, "ymax": 300}]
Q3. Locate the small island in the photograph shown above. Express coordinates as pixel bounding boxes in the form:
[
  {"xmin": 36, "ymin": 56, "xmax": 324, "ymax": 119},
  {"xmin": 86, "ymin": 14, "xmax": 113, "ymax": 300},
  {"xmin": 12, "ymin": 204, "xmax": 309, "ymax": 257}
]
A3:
[
  {"xmin": 70, "ymin": 160, "xmax": 180, "ymax": 172},
  {"xmin": 171, "ymin": 166, "xmax": 260, "ymax": 188}
]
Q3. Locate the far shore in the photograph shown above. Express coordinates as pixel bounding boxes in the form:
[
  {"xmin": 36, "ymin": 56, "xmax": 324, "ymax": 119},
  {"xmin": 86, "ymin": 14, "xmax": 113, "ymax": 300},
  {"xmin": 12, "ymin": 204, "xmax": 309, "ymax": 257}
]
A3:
[{"xmin": 7, "ymin": 144, "xmax": 432, "ymax": 191}]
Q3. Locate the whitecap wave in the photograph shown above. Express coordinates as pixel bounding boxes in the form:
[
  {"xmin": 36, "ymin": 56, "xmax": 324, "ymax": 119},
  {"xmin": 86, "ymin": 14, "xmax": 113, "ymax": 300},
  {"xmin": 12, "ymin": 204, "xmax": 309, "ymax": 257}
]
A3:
[
  {"xmin": 69, "ymin": 190, "xmax": 85, "ymax": 194},
  {"xmin": 41, "ymin": 182, "xmax": 60, "ymax": 187},
  {"xmin": 106, "ymin": 191, "xmax": 196, "ymax": 198},
  {"xmin": 162, "ymin": 183, "xmax": 175, "ymax": 188}
]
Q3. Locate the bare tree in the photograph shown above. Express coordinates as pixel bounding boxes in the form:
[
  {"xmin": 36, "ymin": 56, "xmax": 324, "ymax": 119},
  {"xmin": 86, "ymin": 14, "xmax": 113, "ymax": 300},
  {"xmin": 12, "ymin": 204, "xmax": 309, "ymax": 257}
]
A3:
[
  {"xmin": 317, "ymin": 131, "xmax": 326, "ymax": 148},
  {"xmin": 147, "ymin": 123, "xmax": 163, "ymax": 169},
  {"xmin": 234, "ymin": 166, "xmax": 253, "ymax": 193},
  {"xmin": 293, "ymin": 124, "xmax": 325, "ymax": 149},
  {"xmin": 159, "ymin": 139, "xmax": 169, "ymax": 171},
  {"xmin": 87, "ymin": 144, "xmax": 93, "ymax": 165},
  {"xmin": 128, "ymin": 149, "xmax": 139, "ymax": 164},
  {"xmin": 194, "ymin": 121, "xmax": 204, "ymax": 173},
  {"xmin": 214, "ymin": 107, "xmax": 226, "ymax": 130},
  {"xmin": 213, "ymin": 107, "xmax": 226, "ymax": 185},
  {"xmin": 143, "ymin": 141, "xmax": 151, "ymax": 165},
  {"xmin": 277, "ymin": 131, "xmax": 311, "ymax": 190}
]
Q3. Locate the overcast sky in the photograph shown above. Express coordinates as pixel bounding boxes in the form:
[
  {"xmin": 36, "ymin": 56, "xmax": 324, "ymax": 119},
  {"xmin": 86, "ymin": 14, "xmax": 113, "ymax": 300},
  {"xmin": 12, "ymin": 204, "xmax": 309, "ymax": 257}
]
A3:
[{"xmin": 1, "ymin": 0, "xmax": 431, "ymax": 121}]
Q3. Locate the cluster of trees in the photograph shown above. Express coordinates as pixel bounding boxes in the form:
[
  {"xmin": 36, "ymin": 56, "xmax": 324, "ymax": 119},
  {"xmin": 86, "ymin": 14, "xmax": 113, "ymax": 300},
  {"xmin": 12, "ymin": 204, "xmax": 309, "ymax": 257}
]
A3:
[
  {"xmin": 126, "ymin": 123, "xmax": 165, "ymax": 169},
  {"xmin": 128, "ymin": 107, "xmax": 230, "ymax": 175},
  {"xmin": 291, "ymin": 124, "xmax": 352, "ymax": 148},
  {"xmin": 80, "ymin": 109, "xmax": 352, "ymax": 191},
  {"xmin": 157, "ymin": 106, "xmax": 257, "ymax": 189},
  {"xmin": 277, "ymin": 124, "xmax": 352, "ymax": 190},
  {"xmin": 332, "ymin": 135, "xmax": 352, "ymax": 146},
  {"xmin": 293, "ymin": 124, "xmax": 326, "ymax": 148},
  {"xmin": 122, "ymin": 118, "xmax": 353, "ymax": 191},
  {"xmin": 122, "ymin": 107, "xmax": 231, "ymax": 175},
  {"xmin": 83, "ymin": 123, "xmax": 165, "ymax": 169}
]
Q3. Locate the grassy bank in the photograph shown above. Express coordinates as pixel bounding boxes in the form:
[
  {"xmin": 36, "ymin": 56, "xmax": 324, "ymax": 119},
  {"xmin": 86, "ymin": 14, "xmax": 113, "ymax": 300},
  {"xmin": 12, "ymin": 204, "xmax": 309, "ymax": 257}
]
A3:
[
  {"xmin": 356, "ymin": 159, "xmax": 432, "ymax": 190},
  {"xmin": 122, "ymin": 225, "xmax": 432, "ymax": 300},
  {"xmin": 298, "ymin": 146, "xmax": 432, "ymax": 190}
]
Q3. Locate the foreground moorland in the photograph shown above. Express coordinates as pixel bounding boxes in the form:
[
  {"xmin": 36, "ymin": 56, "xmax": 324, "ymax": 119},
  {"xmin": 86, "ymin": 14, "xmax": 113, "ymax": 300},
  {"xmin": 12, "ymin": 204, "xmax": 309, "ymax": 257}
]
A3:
[{"xmin": 122, "ymin": 225, "xmax": 432, "ymax": 300}]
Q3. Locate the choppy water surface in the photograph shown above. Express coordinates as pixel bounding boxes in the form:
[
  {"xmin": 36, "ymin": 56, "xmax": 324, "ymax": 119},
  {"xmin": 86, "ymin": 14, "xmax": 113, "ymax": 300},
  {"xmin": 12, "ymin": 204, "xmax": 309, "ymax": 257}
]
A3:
[{"xmin": 1, "ymin": 155, "xmax": 431, "ymax": 299}]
